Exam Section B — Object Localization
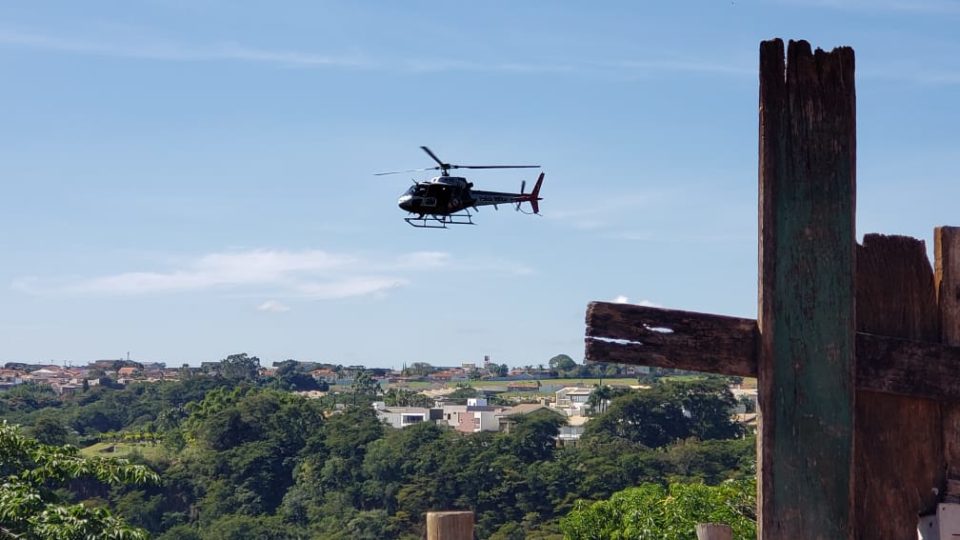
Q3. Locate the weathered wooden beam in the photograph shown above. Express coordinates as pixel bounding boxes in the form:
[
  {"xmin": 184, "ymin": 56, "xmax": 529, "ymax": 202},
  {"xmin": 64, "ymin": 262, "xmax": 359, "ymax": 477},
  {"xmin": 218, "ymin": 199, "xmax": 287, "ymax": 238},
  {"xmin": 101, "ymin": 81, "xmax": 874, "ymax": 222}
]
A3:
[
  {"xmin": 585, "ymin": 302, "xmax": 757, "ymax": 377},
  {"xmin": 938, "ymin": 227, "xmax": 960, "ymax": 479},
  {"xmin": 759, "ymin": 38, "xmax": 857, "ymax": 540},
  {"xmin": 853, "ymin": 234, "xmax": 941, "ymax": 539},
  {"xmin": 587, "ymin": 301, "xmax": 960, "ymax": 402}
]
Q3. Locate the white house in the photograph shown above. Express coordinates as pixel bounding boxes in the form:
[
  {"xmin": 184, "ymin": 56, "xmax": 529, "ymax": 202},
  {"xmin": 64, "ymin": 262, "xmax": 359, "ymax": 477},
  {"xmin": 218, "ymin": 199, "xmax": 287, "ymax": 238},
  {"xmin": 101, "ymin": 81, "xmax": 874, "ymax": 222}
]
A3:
[
  {"xmin": 372, "ymin": 402, "xmax": 434, "ymax": 429},
  {"xmin": 554, "ymin": 387, "xmax": 594, "ymax": 416}
]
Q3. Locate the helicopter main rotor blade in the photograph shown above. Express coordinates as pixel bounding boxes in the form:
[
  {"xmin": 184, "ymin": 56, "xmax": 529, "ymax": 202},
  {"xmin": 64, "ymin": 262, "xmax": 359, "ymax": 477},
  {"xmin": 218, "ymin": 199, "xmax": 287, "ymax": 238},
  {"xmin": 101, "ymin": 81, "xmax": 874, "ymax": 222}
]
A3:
[
  {"xmin": 454, "ymin": 165, "xmax": 540, "ymax": 170},
  {"xmin": 420, "ymin": 146, "xmax": 447, "ymax": 168},
  {"xmin": 373, "ymin": 166, "xmax": 440, "ymax": 176}
]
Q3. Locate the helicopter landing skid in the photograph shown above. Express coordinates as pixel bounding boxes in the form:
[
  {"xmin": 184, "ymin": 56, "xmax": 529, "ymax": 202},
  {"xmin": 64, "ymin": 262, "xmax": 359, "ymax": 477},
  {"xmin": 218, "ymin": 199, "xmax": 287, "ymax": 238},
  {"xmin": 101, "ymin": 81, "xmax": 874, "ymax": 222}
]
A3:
[{"xmin": 405, "ymin": 212, "xmax": 475, "ymax": 229}]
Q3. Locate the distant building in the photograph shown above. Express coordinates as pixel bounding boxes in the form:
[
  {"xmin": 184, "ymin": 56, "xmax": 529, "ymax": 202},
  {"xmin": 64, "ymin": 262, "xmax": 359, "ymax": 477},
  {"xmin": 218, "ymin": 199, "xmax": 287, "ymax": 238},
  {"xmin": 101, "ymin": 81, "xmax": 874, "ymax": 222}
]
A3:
[
  {"xmin": 731, "ymin": 388, "xmax": 758, "ymax": 414},
  {"xmin": 117, "ymin": 366, "xmax": 141, "ymax": 378},
  {"xmin": 310, "ymin": 368, "xmax": 337, "ymax": 380},
  {"xmin": 372, "ymin": 402, "xmax": 439, "ymax": 429},
  {"xmin": 558, "ymin": 415, "xmax": 590, "ymax": 446},
  {"xmin": 497, "ymin": 403, "xmax": 562, "ymax": 433},
  {"xmin": 554, "ymin": 387, "xmax": 594, "ymax": 416}
]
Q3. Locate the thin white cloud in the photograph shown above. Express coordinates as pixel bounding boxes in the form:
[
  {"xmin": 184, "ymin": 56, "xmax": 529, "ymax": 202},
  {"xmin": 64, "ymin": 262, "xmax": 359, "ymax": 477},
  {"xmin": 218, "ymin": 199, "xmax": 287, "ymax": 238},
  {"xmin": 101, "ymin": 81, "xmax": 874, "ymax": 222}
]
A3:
[
  {"xmin": 60, "ymin": 250, "xmax": 354, "ymax": 294},
  {"xmin": 776, "ymin": 0, "xmax": 960, "ymax": 14},
  {"xmin": 616, "ymin": 231, "xmax": 752, "ymax": 244},
  {"xmin": 12, "ymin": 248, "xmax": 535, "ymax": 302},
  {"xmin": 393, "ymin": 251, "xmax": 450, "ymax": 269},
  {"xmin": 12, "ymin": 249, "xmax": 441, "ymax": 300},
  {"xmin": 295, "ymin": 277, "xmax": 407, "ymax": 299},
  {"xmin": 605, "ymin": 59, "xmax": 753, "ymax": 77},
  {"xmin": 548, "ymin": 190, "xmax": 677, "ymax": 231},
  {"xmin": 0, "ymin": 26, "xmax": 754, "ymax": 78},
  {"xmin": 860, "ymin": 67, "xmax": 960, "ymax": 86},
  {"xmin": 257, "ymin": 300, "xmax": 291, "ymax": 313},
  {"xmin": 611, "ymin": 295, "xmax": 662, "ymax": 308},
  {"xmin": 0, "ymin": 27, "xmax": 370, "ymax": 68}
]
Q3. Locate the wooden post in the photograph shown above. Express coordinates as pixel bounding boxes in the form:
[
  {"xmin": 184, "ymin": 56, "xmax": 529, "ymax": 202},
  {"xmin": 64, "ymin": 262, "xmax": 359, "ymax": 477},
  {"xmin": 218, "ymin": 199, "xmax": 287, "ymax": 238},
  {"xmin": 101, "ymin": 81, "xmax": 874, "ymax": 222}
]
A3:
[
  {"xmin": 758, "ymin": 38, "xmax": 856, "ymax": 539},
  {"xmin": 854, "ymin": 234, "xmax": 941, "ymax": 538},
  {"xmin": 426, "ymin": 511, "xmax": 474, "ymax": 540},
  {"xmin": 938, "ymin": 227, "xmax": 960, "ymax": 480},
  {"xmin": 696, "ymin": 522, "xmax": 732, "ymax": 540}
]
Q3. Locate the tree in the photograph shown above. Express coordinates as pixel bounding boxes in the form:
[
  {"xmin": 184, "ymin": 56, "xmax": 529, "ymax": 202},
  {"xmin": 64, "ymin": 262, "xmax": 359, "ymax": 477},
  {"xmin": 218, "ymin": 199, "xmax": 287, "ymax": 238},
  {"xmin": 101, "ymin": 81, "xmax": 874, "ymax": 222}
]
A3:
[
  {"xmin": 383, "ymin": 388, "xmax": 433, "ymax": 408},
  {"xmin": 582, "ymin": 388, "xmax": 688, "ymax": 448},
  {"xmin": 351, "ymin": 370, "xmax": 382, "ymax": 399},
  {"xmin": 219, "ymin": 353, "xmax": 260, "ymax": 381},
  {"xmin": 548, "ymin": 354, "xmax": 576, "ymax": 374},
  {"xmin": 403, "ymin": 362, "xmax": 434, "ymax": 377},
  {"xmin": 0, "ymin": 422, "xmax": 159, "ymax": 539},
  {"xmin": 584, "ymin": 380, "xmax": 744, "ymax": 448},
  {"xmin": 30, "ymin": 416, "xmax": 70, "ymax": 446},
  {"xmin": 661, "ymin": 377, "xmax": 744, "ymax": 441},
  {"xmin": 560, "ymin": 479, "xmax": 756, "ymax": 540},
  {"xmin": 506, "ymin": 410, "xmax": 565, "ymax": 462},
  {"xmin": 274, "ymin": 359, "xmax": 320, "ymax": 391}
]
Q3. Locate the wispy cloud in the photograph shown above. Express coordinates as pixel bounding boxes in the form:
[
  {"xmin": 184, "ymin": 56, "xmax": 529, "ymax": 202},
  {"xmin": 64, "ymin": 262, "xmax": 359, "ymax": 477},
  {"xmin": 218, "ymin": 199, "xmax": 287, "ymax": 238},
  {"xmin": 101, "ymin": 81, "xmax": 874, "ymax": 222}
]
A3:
[
  {"xmin": 615, "ymin": 231, "xmax": 752, "ymax": 244},
  {"xmin": 12, "ymin": 249, "xmax": 433, "ymax": 300},
  {"xmin": 611, "ymin": 295, "xmax": 662, "ymax": 307},
  {"xmin": 0, "ymin": 26, "xmax": 752, "ymax": 78},
  {"xmin": 257, "ymin": 300, "xmax": 291, "ymax": 313},
  {"xmin": 604, "ymin": 59, "xmax": 753, "ymax": 77},
  {"xmin": 0, "ymin": 27, "xmax": 370, "ymax": 68},
  {"xmin": 547, "ymin": 190, "xmax": 677, "ymax": 230},
  {"xmin": 12, "ymin": 248, "xmax": 534, "ymax": 303},
  {"xmin": 860, "ymin": 66, "xmax": 960, "ymax": 86},
  {"xmin": 776, "ymin": 0, "xmax": 960, "ymax": 14}
]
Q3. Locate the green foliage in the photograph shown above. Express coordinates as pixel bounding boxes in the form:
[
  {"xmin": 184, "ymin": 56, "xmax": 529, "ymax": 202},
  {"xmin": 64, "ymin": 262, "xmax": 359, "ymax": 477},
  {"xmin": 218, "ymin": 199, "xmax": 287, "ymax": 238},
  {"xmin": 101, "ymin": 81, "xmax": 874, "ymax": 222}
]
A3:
[
  {"xmin": 382, "ymin": 388, "xmax": 433, "ymax": 408},
  {"xmin": 201, "ymin": 514, "xmax": 305, "ymax": 539},
  {"xmin": 0, "ymin": 422, "xmax": 159, "ymax": 539},
  {"xmin": 0, "ymin": 367, "xmax": 755, "ymax": 539},
  {"xmin": 560, "ymin": 479, "xmax": 756, "ymax": 540},
  {"xmin": 272, "ymin": 360, "xmax": 321, "ymax": 392},
  {"xmin": 29, "ymin": 416, "xmax": 70, "ymax": 446},
  {"xmin": 351, "ymin": 370, "xmax": 382, "ymax": 397},
  {"xmin": 583, "ymin": 379, "xmax": 743, "ymax": 448},
  {"xmin": 218, "ymin": 353, "xmax": 261, "ymax": 381},
  {"xmin": 548, "ymin": 354, "xmax": 577, "ymax": 374}
]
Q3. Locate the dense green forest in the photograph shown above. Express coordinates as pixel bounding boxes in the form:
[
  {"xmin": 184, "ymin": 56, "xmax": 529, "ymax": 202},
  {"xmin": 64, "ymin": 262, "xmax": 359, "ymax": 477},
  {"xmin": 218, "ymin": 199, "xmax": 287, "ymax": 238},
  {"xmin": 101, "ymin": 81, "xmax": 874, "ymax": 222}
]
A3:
[{"xmin": 0, "ymin": 366, "xmax": 756, "ymax": 539}]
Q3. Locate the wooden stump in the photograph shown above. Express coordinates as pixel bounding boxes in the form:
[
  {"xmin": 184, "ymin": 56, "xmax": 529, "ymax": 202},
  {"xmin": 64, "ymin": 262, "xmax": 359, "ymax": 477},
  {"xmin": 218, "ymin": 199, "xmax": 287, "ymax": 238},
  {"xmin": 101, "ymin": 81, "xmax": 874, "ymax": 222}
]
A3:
[
  {"xmin": 426, "ymin": 511, "xmax": 474, "ymax": 540},
  {"xmin": 696, "ymin": 522, "xmax": 733, "ymax": 540}
]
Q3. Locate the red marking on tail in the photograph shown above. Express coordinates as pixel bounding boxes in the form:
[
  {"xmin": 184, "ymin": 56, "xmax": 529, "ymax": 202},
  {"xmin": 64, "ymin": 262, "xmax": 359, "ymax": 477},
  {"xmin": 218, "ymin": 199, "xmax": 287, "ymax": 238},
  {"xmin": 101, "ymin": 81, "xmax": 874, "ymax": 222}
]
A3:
[{"xmin": 528, "ymin": 172, "xmax": 544, "ymax": 214}]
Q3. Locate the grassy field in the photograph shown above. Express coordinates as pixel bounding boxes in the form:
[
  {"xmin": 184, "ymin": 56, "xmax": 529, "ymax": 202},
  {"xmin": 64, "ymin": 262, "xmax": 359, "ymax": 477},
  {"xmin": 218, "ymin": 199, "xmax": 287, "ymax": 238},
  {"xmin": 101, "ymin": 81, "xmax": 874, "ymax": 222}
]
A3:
[
  {"xmin": 81, "ymin": 441, "xmax": 167, "ymax": 461},
  {"xmin": 390, "ymin": 377, "xmax": 640, "ymax": 391}
]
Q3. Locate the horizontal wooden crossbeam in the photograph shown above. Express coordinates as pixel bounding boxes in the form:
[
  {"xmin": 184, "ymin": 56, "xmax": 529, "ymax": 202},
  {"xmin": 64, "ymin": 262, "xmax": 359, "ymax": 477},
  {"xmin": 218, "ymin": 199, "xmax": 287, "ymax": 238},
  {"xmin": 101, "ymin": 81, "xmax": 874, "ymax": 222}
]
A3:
[{"xmin": 586, "ymin": 301, "xmax": 960, "ymax": 402}]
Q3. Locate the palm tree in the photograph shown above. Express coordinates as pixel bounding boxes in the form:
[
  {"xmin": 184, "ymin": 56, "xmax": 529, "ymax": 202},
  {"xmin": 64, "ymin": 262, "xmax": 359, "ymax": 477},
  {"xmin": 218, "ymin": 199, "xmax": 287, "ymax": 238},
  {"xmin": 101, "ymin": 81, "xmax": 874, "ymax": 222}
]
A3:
[{"xmin": 588, "ymin": 385, "xmax": 614, "ymax": 416}]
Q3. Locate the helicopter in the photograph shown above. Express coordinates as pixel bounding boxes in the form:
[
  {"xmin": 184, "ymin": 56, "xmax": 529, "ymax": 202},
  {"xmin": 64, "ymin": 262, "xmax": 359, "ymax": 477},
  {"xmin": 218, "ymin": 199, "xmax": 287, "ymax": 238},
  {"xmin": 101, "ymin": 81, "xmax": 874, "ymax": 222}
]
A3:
[{"xmin": 375, "ymin": 146, "xmax": 545, "ymax": 228}]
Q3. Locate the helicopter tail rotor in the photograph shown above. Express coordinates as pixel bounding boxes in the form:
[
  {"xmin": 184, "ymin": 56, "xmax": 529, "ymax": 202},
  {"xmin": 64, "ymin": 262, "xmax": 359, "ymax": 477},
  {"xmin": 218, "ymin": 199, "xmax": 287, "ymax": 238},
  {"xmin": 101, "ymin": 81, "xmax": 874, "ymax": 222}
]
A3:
[
  {"xmin": 516, "ymin": 180, "xmax": 527, "ymax": 211},
  {"xmin": 515, "ymin": 172, "xmax": 544, "ymax": 214}
]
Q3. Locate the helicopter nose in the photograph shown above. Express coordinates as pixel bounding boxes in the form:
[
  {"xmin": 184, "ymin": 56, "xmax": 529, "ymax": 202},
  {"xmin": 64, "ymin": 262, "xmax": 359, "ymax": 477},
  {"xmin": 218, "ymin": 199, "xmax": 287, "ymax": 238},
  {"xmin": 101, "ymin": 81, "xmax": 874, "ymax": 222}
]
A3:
[{"xmin": 398, "ymin": 194, "xmax": 413, "ymax": 211}]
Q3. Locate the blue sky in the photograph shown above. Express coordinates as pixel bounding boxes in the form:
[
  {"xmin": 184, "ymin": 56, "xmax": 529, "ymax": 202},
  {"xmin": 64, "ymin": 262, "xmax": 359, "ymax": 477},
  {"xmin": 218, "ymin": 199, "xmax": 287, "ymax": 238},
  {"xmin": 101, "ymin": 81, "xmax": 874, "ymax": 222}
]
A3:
[{"xmin": 2, "ymin": 1, "xmax": 958, "ymax": 369}]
